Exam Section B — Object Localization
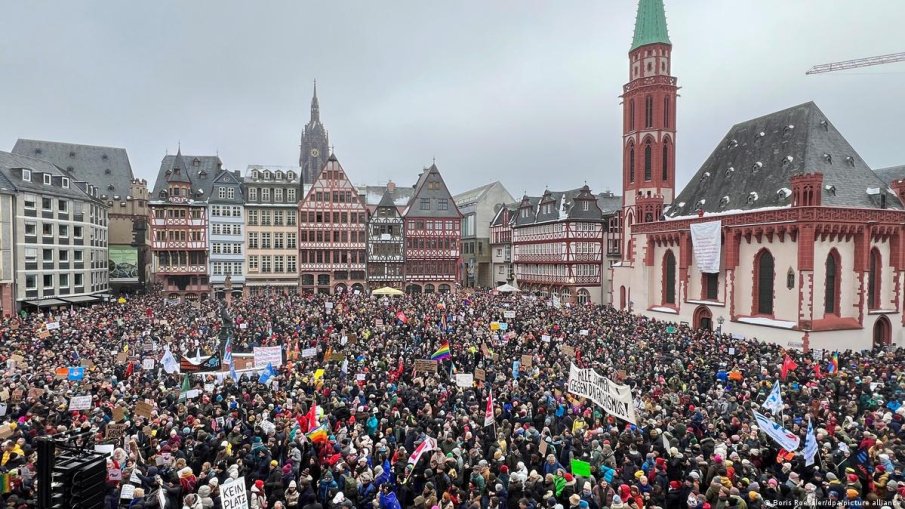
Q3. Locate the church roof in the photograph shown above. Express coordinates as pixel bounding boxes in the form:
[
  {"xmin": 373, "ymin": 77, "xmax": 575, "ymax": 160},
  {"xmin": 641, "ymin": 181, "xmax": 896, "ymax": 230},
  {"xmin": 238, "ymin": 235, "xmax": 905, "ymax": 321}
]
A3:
[
  {"xmin": 12, "ymin": 139, "xmax": 135, "ymax": 199},
  {"xmin": 666, "ymin": 102, "xmax": 901, "ymax": 218},
  {"xmin": 631, "ymin": 0, "xmax": 671, "ymax": 51}
]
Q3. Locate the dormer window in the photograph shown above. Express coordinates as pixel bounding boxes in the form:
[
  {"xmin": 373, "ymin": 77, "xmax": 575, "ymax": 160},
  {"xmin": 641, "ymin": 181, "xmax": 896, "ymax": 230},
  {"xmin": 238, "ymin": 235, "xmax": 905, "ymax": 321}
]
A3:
[
  {"xmin": 287, "ymin": 171, "xmax": 295, "ymax": 180},
  {"xmin": 720, "ymin": 196, "xmax": 730, "ymax": 208},
  {"xmin": 43, "ymin": 174, "xmax": 51, "ymax": 185},
  {"xmin": 252, "ymin": 170, "xmax": 259, "ymax": 179},
  {"xmin": 199, "ymin": 170, "xmax": 208, "ymax": 177},
  {"xmin": 747, "ymin": 192, "xmax": 759, "ymax": 204},
  {"xmin": 725, "ymin": 166, "xmax": 734, "ymax": 177},
  {"xmin": 823, "ymin": 153, "xmax": 832, "ymax": 164},
  {"xmin": 825, "ymin": 185, "xmax": 836, "ymax": 196},
  {"xmin": 69, "ymin": 151, "xmax": 76, "ymax": 158},
  {"xmin": 62, "ymin": 177, "xmax": 69, "ymax": 189},
  {"xmin": 22, "ymin": 169, "xmax": 31, "ymax": 182},
  {"xmin": 727, "ymin": 139, "xmax": 738, "ymax": 149},
  {"xmin": 845, "ymin": 156, "xmax": 855, "ymax": 167},
  {"xmin": 752, "ymin": 162, "xmax": 763, "ymax": 173},
  {"xmin": 193, "ymin": 158, "xmax": 201, "ymax": 167},
  {"xmin": 263, "ymin": 171, "xmax": 272, "ymax": 180},
  {"xmin": 108, "ymin": 185, "xmax": 115, "ymax": 191},
  {"xmin": 102, "ymin": 154, "xmax": 108, "ymax": 160},
  {"xmin": 275, "ymin": 171, "xmax": 284, "ymax": 180}
]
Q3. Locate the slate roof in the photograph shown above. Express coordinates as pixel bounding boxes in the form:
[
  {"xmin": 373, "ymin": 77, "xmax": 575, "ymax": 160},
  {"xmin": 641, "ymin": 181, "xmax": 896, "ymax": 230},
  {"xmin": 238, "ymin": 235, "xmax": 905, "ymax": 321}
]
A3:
[
  {"xmin": 403, "ymin": 164, "xmax": 462, "ymax": 218},
  {"xmin": 0, "ymin": 151, "xmax": 99, "ymax": 201},
  {"xmin": 666, "ymin": 102, "xmax": 900, "ymax": 218},
  {"xmin": 513, "ymin": 186, "xmax": 613, "ymax": 226},
  {"xmin": 874, "ymin": 165, "xmax": 905, "ymax": 185},
  {"xmin": 12, "ymin": 139, "xmax": 135, "ymax": 199},
  {"xmin": 359, "ymin": 184, "xmax": 414, "ymax": 207},
  {"xmin": 150, "ymin": 153, "xmax": 224, "ymax": 202},
  {"xmin": 490, "ymin": 203, "xmax": 518, "ymax": 227},
  {"xmin": 454, "ymin": 182, "xmax": 497, "ymax": 206}
]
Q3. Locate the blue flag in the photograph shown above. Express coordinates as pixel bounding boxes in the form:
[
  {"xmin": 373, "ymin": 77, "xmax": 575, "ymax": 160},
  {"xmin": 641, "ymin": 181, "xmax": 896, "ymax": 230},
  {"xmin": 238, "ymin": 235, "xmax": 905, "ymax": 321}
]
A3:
[
  {"xmin": 67, "ymin": 367, "xmax": 85, "ymax": 381},
  {"xmin": 803, "ymin": 418, "xmax": 818, "ymax": 466},
  {"xmin": 762, "ymin": 381, "xmax": 783, "ymax": 414},
  {"xmin": 512, "ymin": 361, "xmax": 520, "ymax": 380},
  {"xmin": 258, "ymin": 362, "xmax": 276, "ymax": 384},
  {"xmin": 223, "ymin": 336, "xmax": 233, "ymax": 366},
  {"xmin": 230, "ymin": 362, "xmax": 240, "ymax": 383}
]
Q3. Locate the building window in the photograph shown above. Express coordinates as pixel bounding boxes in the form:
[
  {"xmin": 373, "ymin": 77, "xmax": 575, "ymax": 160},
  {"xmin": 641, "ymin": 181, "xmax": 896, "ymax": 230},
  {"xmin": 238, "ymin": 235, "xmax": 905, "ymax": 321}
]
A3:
[
  {"xmin": 645, "ymin": 95, "xmax": 653, "ymax": 128},
  {"xmin": 629, "ymin": 99, "xmax": 635, "ymax": 131},
  {"xmin": 274, "ymin": 188, "xmax": 283, "ymax": 203},
  {"xmin": 74, "ymin": 273, "xmax": 83, "ymax": 286},
  {"xmin": 703, "ymin": 273, "xmax": 719, "ymax": 300},
  {"xmin": 25, "ymin": 275, "xmax": 36, "ymax": 289},
  {"xmin": 248, "ymin": 232, "xmax": 258, "ymax": 249},
  {"xmin": 664, "ymin": 96, "xmax": 670, "ymax": 128},
  {"xmin": 287, "ymin": 188, "xmax": 296, "ymax": 202},
  {"xmin": 73, "ymin": 226, "xmax": 83, "ymax": 238},
  {"xmin": 287, "ymin": 210, "xmax": 296, "ymax": 226},
  {"xmin": 287, "ymin": 232, "xmax": 297, "ymax": 249},
  {"xmin": 644, "ymin": 142, "xmax": 652, "ymax": 181},
  {"xmin": 663, "ymin": 250, "xmax": 676, "ymax": 304},
  {"xmin": 825, "ymin": 250, "xmax": 840, "ymax": 315},
  {"xmin": 438, "ymin": 199, "xmax": 448, "ymax": 211},
  {"xmin": 59, "ymin": 274, "xmax": 69, "ymax": 288},
  {"xmin": 62, "ymin": 177, "xmax": 70, "ymax": 189},
  {"xmin": 23, "ymin": 194, "xmax": 36, "ymax": 209},
  {"xmin": 22, "ymin": 170, "xmax": 31, "ymax": 182},
  {"xmin": 261, "ymin": 256, "xmax": 272, "ymax": 273},
  {"xmin": 59, "ymin": 224, "xmax": 68, "ymax": 238},
  {"xmin": 754, "ymin": 249, "xmax": 775, "ymax": 315},
  {"xmin": 249, "ymin": 255, "xmax": 259, "ymax": 270},
  {"xmin": 43, "ymin": 274, "xmax": 53, "ymax": 288},
  {"xmin": 420, "ymin": 198, "xmax": 430, "ymax": 210},
  {"xmin": 868, "ymin": 248, "xmax": 881, "ymax": 310},
  {"xmin": 227, "ymin": 187, "xmax": 235, "ymax": 199},
  {"xmin": 24, "ymin": 248, "xmax": 37, "ymax": 263},
  {"xmin": 249, "ymin": 188, "xmax": 258, "ymax": 201},
  {"xmin": 662, "ymin": 143, "xmax": 669, "ymax": 181},
  {"xmin": 248, "ymin": 210, "xmax": 258, "ymax": 225},
  {"xmin": 42, "ymin": 197, "xmax": 52, "ymax": 210},
  {"xmin": 628, "ymin": 146, "xmax": 635, "ymax": 183},
  {"xmin": 74, "ymin": 250, "xmax": 83, "ymax": 262},
  {"xmin": 43, "ymin": 174, "xmax": 52, "ymax": 185},
  {"xmin": 218, "ymin": 187, "xmax": 226, "ymax": 199},
  {"xmin": 261, "ymin": 188, "xmax": 271, "ymax": 202},
  {"xmin": 287, "ymin": 255, "xmax": 297, "ymax": 273}
]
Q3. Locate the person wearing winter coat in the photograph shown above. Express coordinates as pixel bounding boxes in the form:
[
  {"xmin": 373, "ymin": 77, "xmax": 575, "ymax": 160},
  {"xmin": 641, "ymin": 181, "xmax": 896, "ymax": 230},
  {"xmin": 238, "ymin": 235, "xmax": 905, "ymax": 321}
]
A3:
[
  {"xmin": 285, "ymin": 480, "xmax": 300, "ymax": 509},
  {"xmin": 251, "ymin": 479, "xmax": 269, "ymax": 509},
  {"xmin": 378, "ymin": 485, "xmax": 402, "ymax": 509},
  {"xmin": 183, "ymin": 493, "xmax": 203, "ymax": 509},
  {"xmin": 197, "ymin": 485, "xmax": 215, "ymax": 509}
]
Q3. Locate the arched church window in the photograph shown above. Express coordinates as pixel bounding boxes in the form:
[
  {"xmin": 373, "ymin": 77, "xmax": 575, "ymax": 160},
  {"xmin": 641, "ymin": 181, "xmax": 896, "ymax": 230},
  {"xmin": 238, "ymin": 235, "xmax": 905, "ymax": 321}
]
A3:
[{"xmin": 644, "ymin": 142, "xmax": 652, "ymax": 181}]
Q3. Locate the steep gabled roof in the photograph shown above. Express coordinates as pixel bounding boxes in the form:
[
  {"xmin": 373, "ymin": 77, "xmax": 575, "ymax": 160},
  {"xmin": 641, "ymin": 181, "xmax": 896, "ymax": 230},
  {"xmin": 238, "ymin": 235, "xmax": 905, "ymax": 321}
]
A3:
[
  {"xmin": 667, "ymin": 102, "xmax": 900, "ymax": 218},
  {"xmin": 631, "ymin": 0, "xmax": 671, "ymax": 51},
  {"xmin": 151, "ymin": 152, "xmax": 224, "ymax": 201},
  {"xmin": 513, "ymin": 187, "xmax": 613, "ymax": 225},
  {"xmin": 376, "ymin": 189, "xmax": 398, "ymax": 209},
  {"xmin": 12, "ymin": 139, "xmax": 135, "ymax": 199},
  {"xmin": 403, "ymin": 163, "xmax": 462, "ymax": 218}
]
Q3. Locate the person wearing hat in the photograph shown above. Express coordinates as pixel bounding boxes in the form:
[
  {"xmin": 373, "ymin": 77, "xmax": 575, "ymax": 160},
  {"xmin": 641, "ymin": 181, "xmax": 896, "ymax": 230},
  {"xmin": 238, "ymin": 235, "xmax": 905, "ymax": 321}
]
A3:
[{"xmin": 250, "ymin": 479, "xmax": 268, "ymax": 509}]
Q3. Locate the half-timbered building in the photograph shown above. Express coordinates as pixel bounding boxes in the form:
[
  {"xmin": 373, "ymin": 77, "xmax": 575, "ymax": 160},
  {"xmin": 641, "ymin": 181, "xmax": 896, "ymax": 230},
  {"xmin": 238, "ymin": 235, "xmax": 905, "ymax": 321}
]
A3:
[
  {"xmin": 366, "ymin": 188, "xmax": 406, "ymax": 289},
  {"xmin": 512, "ymin": 186, "xmax": 619, "ymax": 304},
  {"xmin": 402, "ymin": 164, "xmax": 462, "ymax": 294},
  {"xmin": 297, "ymin": 154, "xmax": 367, "ymax": 294},
  {"xmin": 149, "ymin": 150, "xmax": 223, "ymax": 301}
]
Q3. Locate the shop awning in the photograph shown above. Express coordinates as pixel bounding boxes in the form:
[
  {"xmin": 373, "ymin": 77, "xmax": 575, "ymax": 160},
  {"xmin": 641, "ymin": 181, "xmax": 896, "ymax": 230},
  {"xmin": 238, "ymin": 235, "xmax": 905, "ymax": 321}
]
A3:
[
  {"xmin": 23, "ymin": 298, "xmax": 67, "ymax": 307},
  {"xmin": 59, "ymin": 295, "xmax": 99, "ymax": 304}
]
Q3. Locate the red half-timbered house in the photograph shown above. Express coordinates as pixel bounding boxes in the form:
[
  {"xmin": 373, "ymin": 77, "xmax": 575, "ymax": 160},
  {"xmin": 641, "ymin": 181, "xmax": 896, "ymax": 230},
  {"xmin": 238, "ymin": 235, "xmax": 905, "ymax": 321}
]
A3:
[
  {"xmin": 297, "ymin": 154, "xmax": 367, "ymax": 294},
  {"xmin": 402, "ymin": 164, "xmax": 462, "ymax": 293}
]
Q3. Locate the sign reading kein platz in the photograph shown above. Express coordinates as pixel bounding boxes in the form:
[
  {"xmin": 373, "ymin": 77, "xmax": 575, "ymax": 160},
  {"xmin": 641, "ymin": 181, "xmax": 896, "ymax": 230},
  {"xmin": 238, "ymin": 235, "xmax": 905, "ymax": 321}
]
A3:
[
  {"xmin": 221, "ymin": 477, "xmax": 249, "ymax": 509},
  {"xmin": 567, "ymin": 363, "xmax": 637, "ymax": 424}
]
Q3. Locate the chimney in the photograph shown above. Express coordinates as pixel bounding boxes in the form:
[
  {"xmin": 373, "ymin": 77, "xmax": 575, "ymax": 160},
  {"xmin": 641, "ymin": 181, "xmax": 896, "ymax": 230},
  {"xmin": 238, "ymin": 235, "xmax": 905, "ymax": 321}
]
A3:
[{"xmin": 387, "ymin": 180, "xmax": 396, "ymax": 192}]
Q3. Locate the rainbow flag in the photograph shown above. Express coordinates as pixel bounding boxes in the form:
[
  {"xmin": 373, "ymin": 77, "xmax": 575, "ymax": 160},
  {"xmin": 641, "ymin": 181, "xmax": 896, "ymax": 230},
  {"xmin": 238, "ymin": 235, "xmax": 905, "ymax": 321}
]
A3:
[
  {"xmin": 306, "ymin": 423, "xmax": 329, "ymax": 444},
  {"xmin": 827, "ymin": 352, "xmax": 839, "ymax": 375},
  {"xmin": 431, "ymin": 342, "xmax": 451, "ymax": 361}
]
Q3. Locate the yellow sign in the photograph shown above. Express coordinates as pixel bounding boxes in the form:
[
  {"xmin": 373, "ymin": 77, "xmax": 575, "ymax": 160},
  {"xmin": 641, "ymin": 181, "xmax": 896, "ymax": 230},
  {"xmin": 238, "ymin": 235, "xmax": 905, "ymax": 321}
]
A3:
[{"xmin": 313, "ymin": 369, "xmax": 325, "ymax": 381}]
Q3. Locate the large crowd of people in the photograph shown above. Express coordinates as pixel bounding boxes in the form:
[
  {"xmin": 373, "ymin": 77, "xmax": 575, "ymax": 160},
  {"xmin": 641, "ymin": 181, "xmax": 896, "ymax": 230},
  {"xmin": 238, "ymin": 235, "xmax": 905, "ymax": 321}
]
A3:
[{"xmin": 0, "ymin": 290, "xmax": 900, "ymax": 509}]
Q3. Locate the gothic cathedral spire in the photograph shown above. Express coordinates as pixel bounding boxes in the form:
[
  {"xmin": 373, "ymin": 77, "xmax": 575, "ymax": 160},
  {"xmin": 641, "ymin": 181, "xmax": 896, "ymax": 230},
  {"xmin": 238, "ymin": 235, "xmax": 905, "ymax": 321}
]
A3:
[
  {"xmin": 621, "ymin": 0, "xmax": 677, "ymax": 247},
  {"xmin": 300, "ymin": 79, "xmax": 330, "ymax": 185}
]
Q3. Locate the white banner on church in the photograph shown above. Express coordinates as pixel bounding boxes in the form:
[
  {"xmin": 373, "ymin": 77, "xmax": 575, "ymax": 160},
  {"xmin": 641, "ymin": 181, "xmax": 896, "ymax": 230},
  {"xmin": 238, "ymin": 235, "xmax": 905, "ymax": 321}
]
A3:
[
  {"xmin": 567, "ymin": 363, "xmax": 637, "ymax": 424},
  {"xmin": 690, "ymin": 220, "xmax": 722, "ymax": 274}
]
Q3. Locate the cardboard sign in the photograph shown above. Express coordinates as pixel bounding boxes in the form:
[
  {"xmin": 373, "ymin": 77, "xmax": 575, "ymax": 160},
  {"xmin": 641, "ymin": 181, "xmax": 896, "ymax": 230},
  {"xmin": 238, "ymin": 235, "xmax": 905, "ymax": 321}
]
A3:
[
  {"xmin": 80, "ymin": 359, "xmax": 95, "ymax": 369},
  {"xmin": 327, "ymin": 352, "xmax": 346, "ymax": 362},
  {"xmin": 481, "ymin": 344, "xmax": 491, "ymax": 357},
  {"xmin": 112, "ymin": 407, "xmax": 125, "ymax": 422},
  {"xmin": 413, "ymin": 359, "xmax": 437, "ymax": 373},
  {"xmin": 68, "ymin": 395, "xmax": 92, "ymax": 411},
  {"xmin": 347, "ymin": 333, "xmax": 357, "ymax": 345},
  {"xmin": 474, "ymin": 368, "xmax": 486, "ymax": 381},
  {"xmin": 10, "ymin": 389, "xmax": 22, "ymax": 402},
  {"xmin": 221, "ymin": 477, "xmax": 249, "ymax": 509},
  {"xmin": 116, "ymin": 352, "xmax": 129, "ymax": 363},
  {"xmin": 561, "ymin": 345, "xmax": 576, "ymax": 357},
  {"xmin": 38, "ymin": 331, "xmax": 50, "ymax": 339},
  {"xmin": 135, "ymin": 401, "xmax": 153, "ymax": 419},
  {"xmin": 520, "ymin": 355, "xmax": 533, "ymax": 368},
  {"xmin": 0, "ymin": 425, "xmax": 12, "ymax": 439},
  {"xmin": 374, "ymin": 319, "xmax": 383, "ymax": 327},
  {"xmin": 106, "ymin": 423, "xmax": 128, "ymax": 440},
  {"xmin": 10, "ymin": 355, "xmax": 24, "ymax": 364},
  {"xmin": 539, "ymin": 439, "xmax": 548, "ymax": 456}
]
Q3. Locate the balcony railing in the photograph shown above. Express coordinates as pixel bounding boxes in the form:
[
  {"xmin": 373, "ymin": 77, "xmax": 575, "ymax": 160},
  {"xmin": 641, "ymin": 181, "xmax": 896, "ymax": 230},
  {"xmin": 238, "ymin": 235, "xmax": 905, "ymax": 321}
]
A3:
[{"xmin": 156, "ymin": 264, "xmax": 207, "ymax": 274}]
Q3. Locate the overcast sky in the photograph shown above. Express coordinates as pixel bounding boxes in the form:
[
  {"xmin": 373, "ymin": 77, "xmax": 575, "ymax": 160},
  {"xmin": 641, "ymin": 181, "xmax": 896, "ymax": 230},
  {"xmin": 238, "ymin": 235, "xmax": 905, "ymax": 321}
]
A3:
[{"xmin": 2, "ymin": 1, "xmax": 903, "ymax": 199}]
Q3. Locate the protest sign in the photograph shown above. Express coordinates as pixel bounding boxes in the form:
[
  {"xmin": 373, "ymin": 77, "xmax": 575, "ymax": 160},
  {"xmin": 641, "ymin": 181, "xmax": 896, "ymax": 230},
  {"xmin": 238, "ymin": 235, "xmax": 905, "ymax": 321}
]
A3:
[
  {"xmin": 108, "ymin": 468, "xmax": 123, "ymax": 482},
  {"xmin": 221, "ymin": 477, "xmax": 249, "ymax": 509},
  {"xmin": 116, "ymin": 352, "xmax": 129, "ymax": 363},
  {"xmin": 561, "ymin": 345, "xmax": 576, "ymax": 357},
  {"xmin": 474, "ymin": 368, "xmax": 486, "ymax": 381},
  {"xmin": 142, "ymin": 358, "xmax": 155, "ymax": 370},
  {"xmin": 490, "ymin": 322, "xmax": 500, "ymax": 331},
  {"xmin": 374, "ymin": 319, "xmax": 383, "ymax": 327},
  {"xmin": 567, "ymin": 363, "xmax": 637, "ymax": 424},
  {"xmin": 579, "ymin": 329, "xmax": 589, "ymax": 336},
  {"xmin": 571, "ymin": 459, "xmax": 592, "ymax": 477},
  {"xmin": 135, "ymin": 401, "xmax": 153, "ymax": 419},
  {"xmin": 112, "ymin": 407, "xmax": 125, "ymax": 422},
  {"xmin": 455, "ymin": 374, "xmax": 474, "ymax": 387},
  {"xmin": 413, "ymin": 359, "xmax": 437, "ymax": 373},
  {"xmin": 301, "ymin": 348, "xmax": 317, "ymax": 358},
  {"xmin": 253, "ymin": 346, "xmax": 283, "ymax": 368},
  {"xmin": 10, "ymin": 354, "xmax": 24, "ymax": 364},
  {"xmin": 45, "ymin": 321, "xmax": 60, "ymax": 331},
  {"xmin": 539, "ymin": 439, "xmax": 548, "ymax": 456},
  {"xmin": 0, "ymin": 404, "xmax": 7, "ymax": 417},
  {"xmin": 11, "ymin": 389, "xmax": 22, "ymax": 402},
  {"xmin": 327, "ymin": 352, "xmax": 346, "ymax": 362},
  {"xmin": 355, "ymin": 373, "xmax": 366, "ymax": 382},
  {"xmin": 520, "ymin": 354, "xmax": 533, "ymax": 368},
  {"xmin": 503, "ymin": 310, "xmax": 515, "ymax": 319},
  {"xmin": 239, "ymin": 323, "xmax": 247, "ymax": 330},
  {"xmin": 95, "ymin": 444, "xmax": 114, "ymax": 457},
  {"xmin": 541, "ymin": 334, "xmax": 551, "ymax": 343},
  {"xmin": 120, "ymin": 484, "xmax": 136, "ymax": 500},
  {"xmin": 68, "ymin": 395, "xmax": 92, "ymax": 411}
]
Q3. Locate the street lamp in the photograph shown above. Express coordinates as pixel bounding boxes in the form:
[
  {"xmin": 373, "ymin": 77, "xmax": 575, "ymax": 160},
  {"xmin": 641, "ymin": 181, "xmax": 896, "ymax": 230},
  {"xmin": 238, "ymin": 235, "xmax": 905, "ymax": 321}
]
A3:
[{"xmin": 717, "ymin": 316, "xmax": 725, "ymax": 334}]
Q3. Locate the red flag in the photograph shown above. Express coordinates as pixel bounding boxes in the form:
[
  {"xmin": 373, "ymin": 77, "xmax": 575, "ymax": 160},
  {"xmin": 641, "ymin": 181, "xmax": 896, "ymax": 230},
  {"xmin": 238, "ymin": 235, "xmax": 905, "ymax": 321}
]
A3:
[
  {"xmin": 396, "ymin": 311, "xmax": 408, "ymax": 324},
  {"xmin": 125, "ymin": 361, "xmax": 134, "ymax": 378},
  {"xmin": 484, "ymin": 390, "xmax": 494, "ymax": 427},
  {"xmin": 780, "ymin": 355, "xmax": 798, "ymax": 381},
  {"xmin": 304, "ymin": 403, "xmax": 318, "ymax": 433},
  {"xmin": 813, "ymin": 362, "xmax": 822, "ymax": 379}
]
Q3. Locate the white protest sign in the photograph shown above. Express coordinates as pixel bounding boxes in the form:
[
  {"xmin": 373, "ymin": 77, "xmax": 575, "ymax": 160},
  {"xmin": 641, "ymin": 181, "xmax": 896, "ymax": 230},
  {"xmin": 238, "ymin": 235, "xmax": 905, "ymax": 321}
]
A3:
[
  {"xmin": 142, "ymin": 359, "xmax": 155, "ymax": 370},
  {"xmin": 253, "ymin": 346, "xmax": 283, "ymax": 368},
  {"xmin": 567, "ymin": 363, "xmax": 637, "ymax": 424},
  {"xmin": 0, "ymin": 404, "xmax": 7, "ymax": 417},
  {"xmin": 120, "ymin": 484, "xmax": 136, "ymax": 499},
  {"xmin": 355, "ymin": 373, "xmax": 366, "ymax": 382},
  {"xmin": 204, "ymin": 383, "xmax": 215, "ymax": 393},
  {"xmin": 68, "ymin": 395, "xmax": 92, "ymax": 411},
  {"xmin": 579, "ymin": 329, "xmax": 589, "ymax": 336},
  {"xmin": 301, "ymin": 348, "xmax": 317, "ymax": 358},
  {"xmin": 130, "ymin": 469, "xmax": 142, "ymax": 484},
  {"xmin": 455, "ymin": 373, "xmax": 474, "ymax": 388},
  {"xmin": 46, "ymin": 321, "xmax": 60, "ymax": 331},
  {"xmin": 325, "ymin": 302, "xmax": 334, "ymax": 310},
  {"xmin": 184, "ymin": 389, "xmax": 200, "ymax": 400},
  {"xmin": 503, "ymin": 311, "xmax": 515, "ymax": 319},
  {"xmin": 221, "ymin": 477, "xmax": 249, "ymax": 509},
  {"xmin": 239, "ymin": 323, "xmax": 247, "ymax": 330},
  {"xmin": 541, "ymin": 335, "xmax": 551, "ymax": 343},
  {"xmin": 690, "ymin": 220, "xmax": 722, "ymax": 273},
  {"xmin": 95, "ymin": 444, "xmax": 115, "ymax": 457}
]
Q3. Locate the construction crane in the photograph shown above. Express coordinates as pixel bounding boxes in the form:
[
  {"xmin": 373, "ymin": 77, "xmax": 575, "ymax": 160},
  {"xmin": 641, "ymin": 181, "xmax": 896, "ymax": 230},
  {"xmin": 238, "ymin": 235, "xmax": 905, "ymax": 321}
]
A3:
[{"xmin": 806, "ymin": 52, "xmax": 905, "ymax": 74}]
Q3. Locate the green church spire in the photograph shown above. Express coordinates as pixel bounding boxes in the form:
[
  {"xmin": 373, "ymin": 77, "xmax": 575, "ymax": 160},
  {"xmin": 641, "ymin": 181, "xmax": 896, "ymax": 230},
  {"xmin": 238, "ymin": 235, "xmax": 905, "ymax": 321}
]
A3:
[{"xmin": 630, "ymin": 0, "xmax": 671, "ymax": 51}]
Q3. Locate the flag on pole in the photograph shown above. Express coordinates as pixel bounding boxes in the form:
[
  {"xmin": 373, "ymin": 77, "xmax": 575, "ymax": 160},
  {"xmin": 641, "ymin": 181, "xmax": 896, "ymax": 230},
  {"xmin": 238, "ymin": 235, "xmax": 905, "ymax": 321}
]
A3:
[
  {"xmin": 803, "ymin": 418, "xmax": 818, "ymax": 466},
  {"xmin": 258, "ymin": 363, "xmax": 276, "ymax": 384},
  {"xmin": 431, "ymin": 342, "xmax": 451, "ymax": 361},
  {"xmin": 827, "ymin": 352, "xmax": 839, "ymax": 375},
  {"xmin": 780, "ymin": 355, "xmax": 798, "ymax": 381},
  {"xmin": 179, "ymin": 374, "xmax": 191, "ymax": 398},
  {"xmin": 752, "ymin": 410, "xmax": 800, "ymax": 451},
  {"xmin": 223, "ymin": 336, "xmax": 233, "ymax": 366},
  {"xmin": 229, "ymin": 362, "xmax": 240, "ymax": 383},
  {"xmin": 306, "ymin": 423, "xmax": 328, "ymax": 444},
  {"xmin": 761, "ymin": 381, "xmax": 783, "ymax": 414},
  {"xmin": 408, "ymin": 437, "xmax": 436, "ymax": 465},
  {"xmin": 484, "ymin": 390, "xmax": 494, "ymax": 427}
]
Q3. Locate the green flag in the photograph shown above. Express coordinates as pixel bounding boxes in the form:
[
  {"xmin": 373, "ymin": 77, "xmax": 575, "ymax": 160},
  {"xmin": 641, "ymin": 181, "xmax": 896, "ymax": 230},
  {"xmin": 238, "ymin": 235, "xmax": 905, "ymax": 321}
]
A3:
[
  {"xmin": 571, "ymin": 458, "xmax": 592, "ymax": 477},
  {"xmin": 180, "ymin": 374, "xmax": 191, "ymax": 398}
]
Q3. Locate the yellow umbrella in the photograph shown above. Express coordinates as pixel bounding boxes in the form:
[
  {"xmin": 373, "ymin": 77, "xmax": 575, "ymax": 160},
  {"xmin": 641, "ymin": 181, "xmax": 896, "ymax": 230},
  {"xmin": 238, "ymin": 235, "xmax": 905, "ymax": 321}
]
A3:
[{"xmin": 372, "ymin": 286, "xmax": 404, "ymax": 296}]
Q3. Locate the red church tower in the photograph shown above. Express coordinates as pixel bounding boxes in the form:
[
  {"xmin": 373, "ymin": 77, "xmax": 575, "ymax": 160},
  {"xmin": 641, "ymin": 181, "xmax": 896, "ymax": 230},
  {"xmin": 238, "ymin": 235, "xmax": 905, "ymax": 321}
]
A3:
[{"xmin": 621, "ymin": 0, "xmax": 677, "ymax": 256}]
